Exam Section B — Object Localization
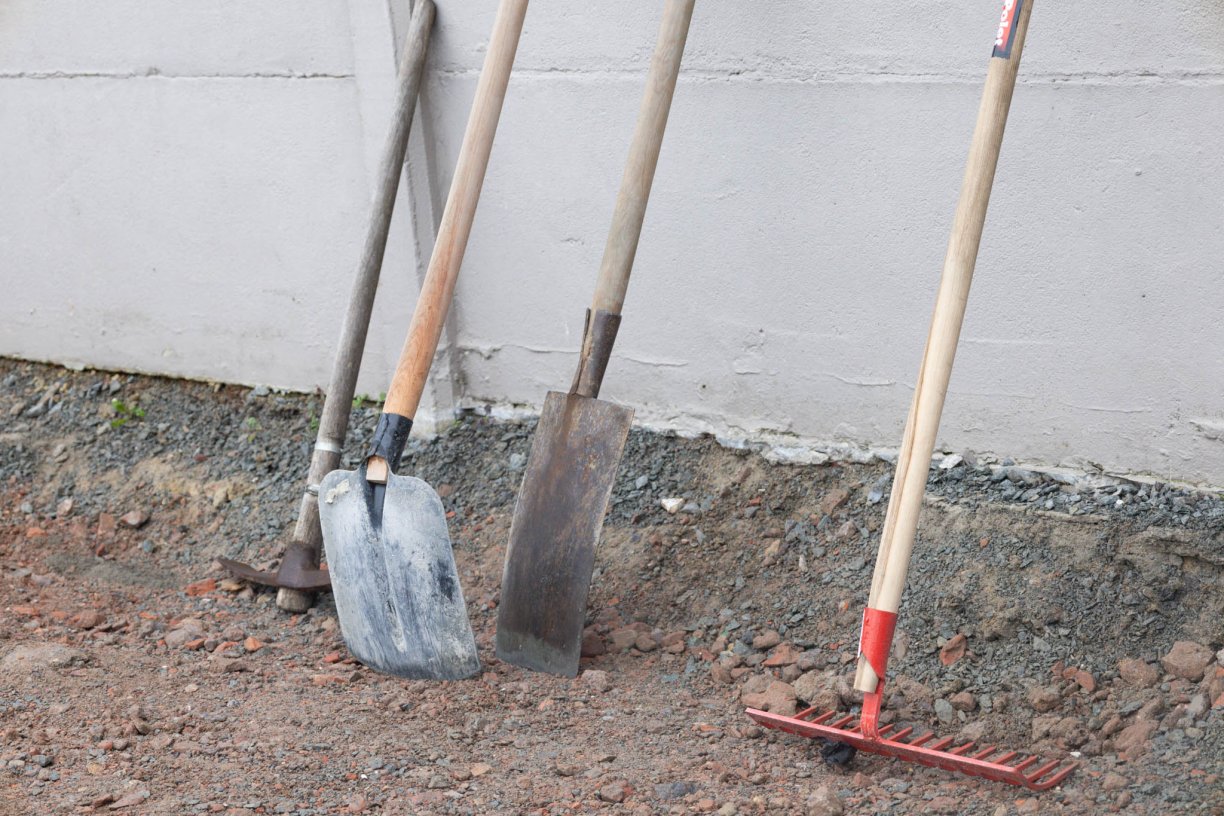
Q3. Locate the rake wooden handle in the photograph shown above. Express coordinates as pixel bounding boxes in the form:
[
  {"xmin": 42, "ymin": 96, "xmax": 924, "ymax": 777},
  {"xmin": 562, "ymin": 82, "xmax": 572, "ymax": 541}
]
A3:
[
  {"xmin": 589, "ymin": 0, "xmax": 694, "ymax": 315},
  {"xmin": 855, "ymin": 0, "xmax": 1034, "ymax": 695},
  {"xmin": 382, "ymin": 0, "xmax": 528, "ymax": 419}
]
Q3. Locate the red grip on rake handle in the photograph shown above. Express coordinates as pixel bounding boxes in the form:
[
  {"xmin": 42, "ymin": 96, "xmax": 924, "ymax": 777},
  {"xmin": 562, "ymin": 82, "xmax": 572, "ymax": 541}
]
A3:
[
  {"xmin": 857, "ymin": 607, "xmax": 897, "ymax": 739},
  {"xmin": 858, "ymin": 607, "xmax": 898, "ymax": 682}
]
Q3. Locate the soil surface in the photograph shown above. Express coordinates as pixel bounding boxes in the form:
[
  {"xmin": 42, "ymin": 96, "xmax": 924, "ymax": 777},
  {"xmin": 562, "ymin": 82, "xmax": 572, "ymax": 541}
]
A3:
[{"xmin": 1, "ymin": 359, "xmax": 1221, "ymax": 815}]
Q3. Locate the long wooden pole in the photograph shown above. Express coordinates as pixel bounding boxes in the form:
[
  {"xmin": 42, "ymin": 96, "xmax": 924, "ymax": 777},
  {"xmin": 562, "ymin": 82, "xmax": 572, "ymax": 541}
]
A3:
[
  {"xmin": 855, "ymin": 0, "xmax": 1034, "ymax": 695},
  {"xmin": 589, "ymin": 0, "xmax": 695, "ymax": 316},
  {"xmin": 277, "ymin": 0, "xmax": 435, "ymax": 612},
  {"xmin": 380, "ymin": 0, "xmax": 529, "ymax": 421}
]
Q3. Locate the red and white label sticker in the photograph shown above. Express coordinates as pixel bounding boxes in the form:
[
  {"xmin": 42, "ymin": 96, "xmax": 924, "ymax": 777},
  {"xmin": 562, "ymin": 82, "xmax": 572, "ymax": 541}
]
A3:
[{"xmin": 992, "ymin": 0, "xmax": 1024, "ymax": 59}]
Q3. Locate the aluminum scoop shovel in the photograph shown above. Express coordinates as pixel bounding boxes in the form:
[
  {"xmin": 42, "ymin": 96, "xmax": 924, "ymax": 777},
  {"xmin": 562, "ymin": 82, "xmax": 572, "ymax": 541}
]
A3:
[
  {"xmin": 496, "ymin": 0, "xmax": 696, "ymax": 677},
  {"xmin": 319, "ymin": 0, "xmax": 529, "ymax": 680}
]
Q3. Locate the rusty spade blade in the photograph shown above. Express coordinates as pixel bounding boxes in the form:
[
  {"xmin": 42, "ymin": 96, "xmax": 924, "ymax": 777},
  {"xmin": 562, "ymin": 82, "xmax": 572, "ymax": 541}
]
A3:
[
  {"xmin": 496, "ymin": 390, "xmax": 633, "ymax": 676},
  {"xmin": 495, "ymin": 0, "xmax": 693, "ymax": 677}
]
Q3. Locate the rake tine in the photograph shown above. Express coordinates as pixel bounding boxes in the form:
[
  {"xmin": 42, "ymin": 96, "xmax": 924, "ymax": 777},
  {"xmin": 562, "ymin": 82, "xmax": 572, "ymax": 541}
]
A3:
[
  {"xmin": 744, "ymin": 705, "xmax": 1078, "ymax": 791},
  {"xmin": 794, "ymin": 706, "xmax": 819, "ymax": 720},
  {"xmin": 812, "ymin": 711, "xmax": 838, "ymax": 725},
  {"xmin": 1034, "ymin": 763, "xmax": 1079, "ymax": 790},
  {"xmin": 1025, "ymin": 759, "xmax": 1063, "ymax": 782},
  {"xmin": 1012, "ymin": 756, "xmax": 1040, "ymax": 773}
]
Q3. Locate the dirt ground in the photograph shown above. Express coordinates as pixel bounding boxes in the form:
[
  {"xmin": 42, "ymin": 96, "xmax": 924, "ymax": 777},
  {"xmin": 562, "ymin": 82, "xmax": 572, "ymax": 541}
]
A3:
[{"xmin": 1, "ymin": 359, "xmax": 1221, "ymax": 815}]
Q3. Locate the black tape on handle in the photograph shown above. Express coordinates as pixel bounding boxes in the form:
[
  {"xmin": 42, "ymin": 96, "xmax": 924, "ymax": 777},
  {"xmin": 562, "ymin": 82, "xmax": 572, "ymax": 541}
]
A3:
[
  {"xmin": 992, "ymin": 0, "xmax": 1024, "ymax": 59},
  {"xmin": 368, "ymin": 413, "xmax": 413, "ymax": 472}
]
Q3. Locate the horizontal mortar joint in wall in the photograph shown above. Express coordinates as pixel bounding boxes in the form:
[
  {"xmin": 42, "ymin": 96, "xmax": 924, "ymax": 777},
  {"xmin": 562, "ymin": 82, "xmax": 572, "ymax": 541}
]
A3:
[
  {"xmin": 0, "ymin": 70, "xmax": 355, "ymax": 81},
  {"xmin": 428, "ymin": 66, "xmax": 1224, "ymax": 88}
]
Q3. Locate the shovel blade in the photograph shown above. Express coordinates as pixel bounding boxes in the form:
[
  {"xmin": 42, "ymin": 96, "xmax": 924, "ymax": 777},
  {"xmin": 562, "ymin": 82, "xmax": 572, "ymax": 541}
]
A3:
[
  {"xmin": 318, "ymin": 468, "xmax": 479, "ymax": 680},
  {"xmin": 496, "ymin": 391, "xmax": 634, "ymax": 677}
]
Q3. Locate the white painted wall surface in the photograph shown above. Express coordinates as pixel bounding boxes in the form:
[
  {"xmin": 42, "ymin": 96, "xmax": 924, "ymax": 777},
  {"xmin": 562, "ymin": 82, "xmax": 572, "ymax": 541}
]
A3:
[{"xmin": 2, "ymin": 2, "xmax": 1222, "ymax": 485}]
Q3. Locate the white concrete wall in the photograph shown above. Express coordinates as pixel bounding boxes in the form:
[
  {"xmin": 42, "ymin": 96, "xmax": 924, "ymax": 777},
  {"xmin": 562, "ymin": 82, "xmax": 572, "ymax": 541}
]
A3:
[
  {"xmin": 3, "ymin": 1, "xmax": 1223, "ymax": 485},
  {"xmin": 0, "ymin": 0, "xmax": 454, "ymax": 426}
]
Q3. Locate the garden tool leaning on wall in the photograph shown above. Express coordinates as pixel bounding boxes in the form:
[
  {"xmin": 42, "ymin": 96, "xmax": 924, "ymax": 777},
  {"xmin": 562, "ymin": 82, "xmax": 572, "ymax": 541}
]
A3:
[
  {"xmin": 747, "ymin": 0, "xmax": 1078, "ymax": 791},
  {"xmin": 220, "ymin": 0, "xmax": 436, "ymax": 613},
  {"xmin": 496, "ymin": 0, "xmax": 696, "ymax": 678},
  {"xmin": 318, "ymin": 0, "xmax": 529, "ymax": 680}
]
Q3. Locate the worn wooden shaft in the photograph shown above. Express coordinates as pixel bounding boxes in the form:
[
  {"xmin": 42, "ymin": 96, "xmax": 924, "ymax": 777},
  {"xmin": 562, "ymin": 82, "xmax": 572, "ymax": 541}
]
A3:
[
  {"xmin": 856, "ymin": 0, "xmax": 1033, "ymax": 694},
  {"xmin": 278, "ymin": 0, "xmax": 435, "ymax": 612},
  {"xmin": 589, "ymin": 0, "xmax": 694, "ymax": 316},
  {"xmin": 381, "ymin": 0, "xmax": 528, "ymax": 419}
]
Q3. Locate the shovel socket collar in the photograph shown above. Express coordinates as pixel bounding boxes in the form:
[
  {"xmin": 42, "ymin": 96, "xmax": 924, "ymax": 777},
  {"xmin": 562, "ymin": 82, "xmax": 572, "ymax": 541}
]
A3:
[{"xmin": 367, "ymin": 413, "xmax": 413, "ymax": 472}]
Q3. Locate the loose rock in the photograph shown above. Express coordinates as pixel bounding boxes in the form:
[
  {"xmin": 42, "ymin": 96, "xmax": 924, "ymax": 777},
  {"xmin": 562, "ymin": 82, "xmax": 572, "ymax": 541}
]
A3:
[
  {"xmin": 741, "ymin": 680, "xmax": 797, "ymax": 716},
  {"xmin": 581, "ymin": 669, "xmax": 612, "ymax": 693},
  {"xmin": 1, "ymin": 644, "xmax": 89, "ymax": 673},
  {"xmin": 1117, "ymin": 658, "xmax": 1159, "ymax": 688},
  {"xmin": 69, "ymin": 609, "xmax": 105, "ymax": 629},
  {"xmin": 655, "ymin": 781, "xmax": 698, "ymax": 801},
  {"xmin": 120, "ymin": 510, "xmax": 149, "ymax": 528},
  {"xmin": 752, "ymin": 630, "xmax": 781, "ymax": 650},
  {"xmin": 1161, "ymin": 641, "xmax": 1213, "ymax": 681},
  {"xmin": 939, "ymin": 634, "xmax": 967, "ymax": 666},
  {"xmin": 819, "ymin": 489, "xmax": 850, "ymax": 516},
  {"xmin": 581, "ymin": 629, "xmax": 607, "ymax": 657},
  {"xmin": 1114, "ymin": 720, "xmax": 1158, "ymax": 759},
  {"xmin": 1027, "ymin": 686, "xmax": 1061, "ymax": 713},
  {"xmin": 805, "ymin": 785, "xmax": 844, "ymax": 816},
  {"xmin": 598, "ymin": 780, "xmax": 632, "ymax": 803},
  {"xmin": 793, "ymin": 671, "xmax": 839, "ymax": 711}
]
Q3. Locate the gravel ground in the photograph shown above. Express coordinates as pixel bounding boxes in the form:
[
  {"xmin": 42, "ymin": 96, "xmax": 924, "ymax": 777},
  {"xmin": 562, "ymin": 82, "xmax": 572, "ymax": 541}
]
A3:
[{"xmin": 0, "ymin": 358, "xmax": 1221, "ymax": 815}]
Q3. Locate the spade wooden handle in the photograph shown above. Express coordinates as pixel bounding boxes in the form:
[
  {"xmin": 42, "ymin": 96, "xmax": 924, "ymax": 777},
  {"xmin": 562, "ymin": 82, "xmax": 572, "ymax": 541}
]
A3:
[
  {"xmin": 382, "ymin": 0, "xmax": 529, "ymax": 419},
  {"xmin": 590, "ymin": 0, "xmax": 695, "ymax": 315},
  {"xmin": 855, "ymin": 0, "xmax": 1034, "ymax": 694}
]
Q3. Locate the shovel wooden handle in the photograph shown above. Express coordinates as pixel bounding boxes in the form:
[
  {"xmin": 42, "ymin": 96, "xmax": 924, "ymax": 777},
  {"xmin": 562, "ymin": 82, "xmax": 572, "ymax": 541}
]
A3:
[
  {"xmin": 382, "ymin": 0, "xmax": 528, "ymax": 420},
  {"xmin": 590, "ymin": 0, "xmax": 694, "ymax": 315},
  {"xmin": 855, "ymin": 0, "xmax": 1034, "ymax": 694}
]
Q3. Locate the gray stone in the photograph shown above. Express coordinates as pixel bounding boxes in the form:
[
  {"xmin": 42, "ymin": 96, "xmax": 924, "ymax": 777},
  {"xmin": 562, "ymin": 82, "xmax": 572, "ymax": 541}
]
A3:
[
  {"xmin": 792, "ymin": 671, "xmax": 838, "ymax": 711},
  {"xmin": 1, "ymin": 644, "xmax": 89, "ymax": 674},
  {"xmin": 654, "ymin": 781, "xmax": 697, "ymax": 801},
  {"xmin": 805, "ymin": 785, "xmax": 844, "ymax": 816},
  {"xmin": 580, "ymin": 669, "xmax": 612, "ymax": 693},
  {"xmin": 741, "ymin": 680, "xmax": 797, "ymax": 717}
]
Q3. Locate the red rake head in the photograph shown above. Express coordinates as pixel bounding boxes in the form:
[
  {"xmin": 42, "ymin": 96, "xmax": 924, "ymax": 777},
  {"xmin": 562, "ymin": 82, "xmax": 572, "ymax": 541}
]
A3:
[{"xmin": 745, "ymin": 703, "xmax": 1078, "ymax": 792}]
